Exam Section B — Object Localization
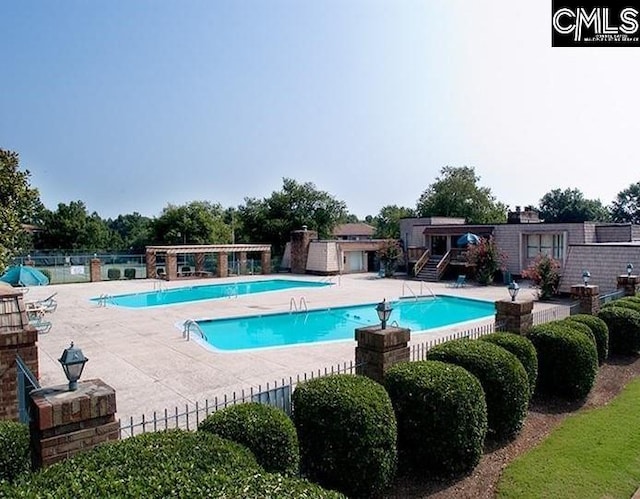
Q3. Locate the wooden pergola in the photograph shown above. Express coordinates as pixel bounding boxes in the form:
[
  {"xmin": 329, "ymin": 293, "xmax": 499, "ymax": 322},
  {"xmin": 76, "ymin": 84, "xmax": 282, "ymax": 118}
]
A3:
[{"xmin": 145, "ymin": 244, "xmax": 272, "ymax": 280}]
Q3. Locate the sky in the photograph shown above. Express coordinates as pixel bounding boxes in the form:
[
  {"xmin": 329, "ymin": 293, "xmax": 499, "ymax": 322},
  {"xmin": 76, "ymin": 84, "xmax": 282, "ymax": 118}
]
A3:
[{"xmin": 2, "ymin": 1, "xmax": 639, "ymax": 220}]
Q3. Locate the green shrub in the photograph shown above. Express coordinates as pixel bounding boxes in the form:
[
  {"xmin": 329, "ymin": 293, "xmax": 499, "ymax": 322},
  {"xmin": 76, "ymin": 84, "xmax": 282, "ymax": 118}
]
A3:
[
  {"xmin": 292, "ymin": 374, "xmax": 397, "ymax": 498},
  {"xmin": 0, "ymin": 421, "xmax": 30, "ymax": 483},
  {"xmin": 603, "ymin": 298, "xmax": 640, "ymax": 313},
  {"xmin": 427, "ymin": 339, "xmax": 529, "ymax": 440},
  {"xmin": 527, "ymin": 322, "xmax": 598, "ymax": 400},
  {"xmin": 597, "ymin": 306, "xmax": 640, "ymax": 355},
  {"xmin": 6, "ymin": 429, "xmax": 343, "ymax": 498},
  {"xmin": 199, "ymin": 402, "xmax": 299, "ymax": 476},
  {"xmin": 566, "ymin": 314, "xmax": 609, "ymax": 364},
  {"xmin": 37, "ymin": 268, "xmax": 52, "ymax": 283},
  {"xmin": 560, "ymin": 319, "xmax": 597, "ymax": 348},
  {"xmin": 107, "ymin": 268, "xmax": 121, "ymax": 280},
  {"xmin": 123, "ymin": 268, "xmax": 136, "ymax": 279},
  {"xmin": 480, "ymin": 332, "xmax": 538, "ymax": 397},
  {"xmin": 385, "ymin": 360, "xmax": 487, "ymax": 476}
]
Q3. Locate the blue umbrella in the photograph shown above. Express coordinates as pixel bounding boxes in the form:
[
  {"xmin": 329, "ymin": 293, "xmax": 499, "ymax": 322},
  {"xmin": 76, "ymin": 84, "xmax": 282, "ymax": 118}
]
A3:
[
  {"xmin": 457, "ymin": 232, "xmax": 481, "ymax": 246},
  {"xmin": 0, "ymin": 266, "xmax": 49, "ymax": 287}
]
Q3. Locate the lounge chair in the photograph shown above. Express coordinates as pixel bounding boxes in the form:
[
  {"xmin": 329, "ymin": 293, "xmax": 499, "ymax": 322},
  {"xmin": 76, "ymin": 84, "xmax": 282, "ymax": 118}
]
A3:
[
  {"xmin": 26, "ymin": 292, "xmax": 58, "ymax": 313},
  {"xmin": 451, "ymin": 275, "xmax": 467, "ymax": 288},
  {"xmin": 27, "ymin": 309, "xmax": 52, "ymax": 334}
]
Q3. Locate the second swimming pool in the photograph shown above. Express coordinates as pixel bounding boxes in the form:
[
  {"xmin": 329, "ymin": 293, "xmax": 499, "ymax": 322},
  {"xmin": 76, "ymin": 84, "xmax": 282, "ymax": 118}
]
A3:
[
  {"xmin": 191, "ymin": 296, "xmax": 494, "ymax": 351},
  {"xmin": 94, "ymin": 279, "xmax": 330, "ymax": 308}
]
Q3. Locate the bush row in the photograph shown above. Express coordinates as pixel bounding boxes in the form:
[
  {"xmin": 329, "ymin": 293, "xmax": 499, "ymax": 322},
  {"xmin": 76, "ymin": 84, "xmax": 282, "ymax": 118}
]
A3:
[{"xmin": 4, "ymin": 429, "xmax": 343, "ymax": 498}]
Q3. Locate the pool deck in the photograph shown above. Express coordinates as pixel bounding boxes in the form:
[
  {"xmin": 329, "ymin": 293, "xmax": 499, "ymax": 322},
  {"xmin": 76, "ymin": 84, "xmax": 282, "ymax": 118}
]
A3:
[{"xmin": 28, "ymin": 274, "xmax": 564, "ymax": 422}]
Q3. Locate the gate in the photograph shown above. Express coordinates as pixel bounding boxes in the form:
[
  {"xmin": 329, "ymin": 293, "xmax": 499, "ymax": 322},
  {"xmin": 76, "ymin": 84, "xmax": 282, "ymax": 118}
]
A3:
[{"xmin": 16, "ymin": 355, "xmax": 40, "ymax": 424}]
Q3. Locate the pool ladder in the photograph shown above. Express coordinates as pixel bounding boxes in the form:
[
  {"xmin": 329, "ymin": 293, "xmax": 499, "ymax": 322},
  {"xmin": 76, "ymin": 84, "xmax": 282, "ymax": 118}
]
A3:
[
  {"xmin": 153, "ymin": 280, "xmax": 166, "ymax": 292},
  {"xmin": 183, "ymin": 319, "xmax": 205, "ymax": 341},
  {"xmin": 97, "ymin": 294, "xmax": 113, "ymax": 307},
  {"xmin": 402, "ymin": 282, "xmax": 436, "ymax": 300},
  {"xmin": 289, "ymin": 297, "xmax": 308, "ymax": 312}
]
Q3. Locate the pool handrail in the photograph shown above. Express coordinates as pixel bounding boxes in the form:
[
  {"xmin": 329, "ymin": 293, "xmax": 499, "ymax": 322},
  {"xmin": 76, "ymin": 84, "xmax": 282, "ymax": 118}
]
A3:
[{"xmin": 183, "ymin": 319, "xmax": 205, "ymax": 341}]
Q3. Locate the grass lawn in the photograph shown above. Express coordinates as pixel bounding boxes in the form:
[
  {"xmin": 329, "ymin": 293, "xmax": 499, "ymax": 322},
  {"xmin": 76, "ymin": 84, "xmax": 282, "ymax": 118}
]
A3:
[{"xmin": 496, "ymin": 378, "xmax": 640, "ymax": 499}]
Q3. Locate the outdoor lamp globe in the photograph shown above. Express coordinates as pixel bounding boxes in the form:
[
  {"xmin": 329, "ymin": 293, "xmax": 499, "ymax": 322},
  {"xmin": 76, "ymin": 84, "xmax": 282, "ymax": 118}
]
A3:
[
  {"xmin": 582, "ymin": 270, "xmax": 591, "ymax": 286},
  {"xmin": 508, "ymin": 281, "xmax": 520, "ymax": 302},
  {"xmin": 58, "ymin": 342, "xmax": 89, "ymax": 391},
  {"xmin": 376, "ymin": 299, "xmax": 393, "ymax": 330}
]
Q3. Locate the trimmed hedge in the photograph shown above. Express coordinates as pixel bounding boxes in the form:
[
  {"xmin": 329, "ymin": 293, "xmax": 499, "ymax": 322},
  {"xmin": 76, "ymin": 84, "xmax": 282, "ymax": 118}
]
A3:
[
  {"xmin": 597, "ymin": 306, "xmax": 640, "ymax": 355},
  {"xmin": 427, "ymin": 339, "xmax": 529, "ymax": 440},
  {"xmin": 561, "ymin": 319, "xmax": 597, "ymax": 348},
  {"xmin": 385, "ymin": 360, "xmax": 487, "ymax": 476},
  {"xmin": 603, "ymin": 298, "xmax": 640, "ymax": 313},
  {"xmin": 527, "ymin": 322, "xmax": 598, "ymax": 400},
  {"xmin": 566, "ymin": 314, "xmax": 609, "ymax": 364},
  {"xmin": 480, "ymin": 332, "xmax": 538, "ymax": 397},
  {"xmin": 107, "ymin": 268, "xmax": 121, "ymax": 280},
  {"xmin": 198, "ymin": 402, "xmax": 299, "ymax": 476},
  {"xmin": 0, "ymin": 421, "xmax": 30, "ymax": 483},
  {"xmin": 5, "ymin": 430, "xmax": 343, "ymax": 498},
  {"xmin": 292, "ymin": 374, "xmax": 397, "ymax": 498}
]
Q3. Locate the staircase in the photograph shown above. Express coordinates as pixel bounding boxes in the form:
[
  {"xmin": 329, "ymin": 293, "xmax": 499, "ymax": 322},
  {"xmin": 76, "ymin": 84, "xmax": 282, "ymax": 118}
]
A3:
[{"xmin": 416, "ymin": 255, "xmax": 443, "ymax": 282}]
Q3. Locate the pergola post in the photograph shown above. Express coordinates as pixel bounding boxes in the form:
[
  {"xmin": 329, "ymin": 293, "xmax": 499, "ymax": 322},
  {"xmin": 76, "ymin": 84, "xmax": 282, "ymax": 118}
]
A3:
[
  {"xmin": 261, "ymin": 250, "xmax": 271, "ymax": 274},
  {"xmin": 195, "ymin": 253, "xmax": 205, "ymax": 275},
  {"xmin": 146, "ymin": 249, "xmax": 156, "ymax": 279},
  {"xmin": 166, "ymin": 253, "xmax": 178, "ymax": 281},
  {"xmin": 239, "ymin": 252, "xmax": 247, "ymax": 275},
  {"xmin": 217, "ymin": 252, "xmax": 228, "ymax": 278}
]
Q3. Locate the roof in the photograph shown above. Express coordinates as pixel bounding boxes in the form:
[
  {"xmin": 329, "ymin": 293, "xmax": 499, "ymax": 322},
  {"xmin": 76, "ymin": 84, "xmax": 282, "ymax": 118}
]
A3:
[{"xmin": 332, "ymin": 223, "xmax": 375, "ymax": 237}]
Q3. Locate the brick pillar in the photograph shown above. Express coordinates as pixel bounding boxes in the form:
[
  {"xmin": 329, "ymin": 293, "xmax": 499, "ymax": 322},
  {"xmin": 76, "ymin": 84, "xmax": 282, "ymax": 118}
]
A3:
[
  {"xmin": 495, "ymin": 299, "xmax": 534, "ymax": 335},
  {"xmin": 217, "ymin": 252, "xmax": 228, "ymax": 278},
  {"xmin": 570, "ymin": 285, "xmax": 600, "ymax": 315},
  {"xmin": 355, "ymin": 326, "xmax": 411, "ymax": 384},
  {"xmin": 89, "ymin": 258, "xmax": 101, "ymax": 282},
  {"xmin": 617, "ymin": 275, "xmax": 639, "ymax": 297},
  {"xmin": 290, "ymin": 228, "xmax": 317, "ymax": 274},
  {"xmin": 261, "ymin": 250, "xmax": 271, "ymax": 274},
  {"xmin": 239, "ymin": 252, "xmax": 247, "ymax": 275},
  {"xmin": 146, "ymin": 249, "xmax": 156, "ymax": 279},
  {"xmin": 0, "ymin": 291, "xmax": 38, "ymax": 421},
  {"xmin": 30, "ymin": 379, "xmax": 119, "ymax": 469},
  {"xmin": 166, "ymin": 253, "xmax": 177, "ymax": 281},
  {"xmin": 195, "ymin": 253, "xmax": 205, "ymax": 275}
]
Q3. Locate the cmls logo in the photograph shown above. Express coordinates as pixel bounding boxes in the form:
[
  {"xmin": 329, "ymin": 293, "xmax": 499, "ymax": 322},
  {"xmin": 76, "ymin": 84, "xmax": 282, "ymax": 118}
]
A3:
[{"xmin": 552, "ymin": 1, "xmax": 640, "ymax": 46}]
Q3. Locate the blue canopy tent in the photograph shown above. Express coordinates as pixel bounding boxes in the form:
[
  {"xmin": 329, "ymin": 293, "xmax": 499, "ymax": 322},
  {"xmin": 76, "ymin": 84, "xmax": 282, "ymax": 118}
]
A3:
[
  {"xmin": 457, "ymin": 232, "xmax": 481, "ymax": 246},
  {"xmin": 0, "ymin": 266, "xmax": 49, "ymax": 287}
]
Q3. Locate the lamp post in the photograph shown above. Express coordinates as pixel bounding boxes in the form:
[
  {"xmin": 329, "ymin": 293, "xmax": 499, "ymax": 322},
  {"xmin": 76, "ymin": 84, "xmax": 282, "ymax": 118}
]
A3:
[
  {"xmin": 582, "ymin": 270, "xmax": 591, "ymax": 286},
  {"xmin": 627, "ymin": 263, "xmax": 634, "ymax": 277},
  {"xmin": 508, "ymin": 281, "xmax": 520, "ymax": 302},
  {"xmin": 376, "ymin": 299, "xmax": 393, "ymax": 330},
  {"xmin": 58, "ymin": 342, "xmax": 89, "ymax": 391}
]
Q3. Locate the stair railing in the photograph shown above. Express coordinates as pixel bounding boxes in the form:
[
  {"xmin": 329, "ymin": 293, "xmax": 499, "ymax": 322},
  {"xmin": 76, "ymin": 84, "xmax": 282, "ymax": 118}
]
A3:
[
  {"xmin": 435, "ymin": 250, "xmax": 452, "ymax": 280},
  {"xmin": 413, "ymin": 249, "xmax": 431, "ymax": 276}
]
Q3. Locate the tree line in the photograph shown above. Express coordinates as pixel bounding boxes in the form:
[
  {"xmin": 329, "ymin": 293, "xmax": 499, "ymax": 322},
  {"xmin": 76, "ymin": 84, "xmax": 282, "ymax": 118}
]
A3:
[{"xmin": 2, "ymin": 148, "xmax": 640, "ymax": 269}]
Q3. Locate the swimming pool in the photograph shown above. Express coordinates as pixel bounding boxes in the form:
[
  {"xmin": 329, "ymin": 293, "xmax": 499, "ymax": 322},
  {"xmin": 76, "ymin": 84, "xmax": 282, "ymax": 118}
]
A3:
[
  {"xmin": 94, "ymin": 279, "xmax": 330, "ymax": 308},
  {"xmin": 192, "ymin": 296, "xmax": 494, "ymax": 351}
]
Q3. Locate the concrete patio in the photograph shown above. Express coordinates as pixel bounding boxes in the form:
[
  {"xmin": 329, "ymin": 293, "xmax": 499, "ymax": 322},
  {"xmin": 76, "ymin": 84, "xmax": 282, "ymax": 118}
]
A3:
[{"xmin": 27, "ymin": 274, "xmax": 564, "ymax": 422}]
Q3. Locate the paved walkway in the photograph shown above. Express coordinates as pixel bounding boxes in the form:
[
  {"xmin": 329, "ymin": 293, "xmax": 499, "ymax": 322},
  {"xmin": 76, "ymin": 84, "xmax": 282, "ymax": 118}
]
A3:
[{"xmin": 28, "ymin": 274, "xmax": 561, "ymax": 422}]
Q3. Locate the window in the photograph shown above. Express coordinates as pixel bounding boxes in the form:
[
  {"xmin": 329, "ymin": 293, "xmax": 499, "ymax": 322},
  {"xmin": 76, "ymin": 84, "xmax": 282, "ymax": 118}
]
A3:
[{"xmin": 526, "ymin": 233, "xmax": 564, "ymax": 259}]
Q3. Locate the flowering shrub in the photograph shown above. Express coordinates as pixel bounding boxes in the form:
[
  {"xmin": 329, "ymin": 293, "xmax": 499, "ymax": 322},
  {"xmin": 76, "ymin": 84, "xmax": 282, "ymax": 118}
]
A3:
[
  {"xmin": 465, "ymin": 236, "xmax": 506, "ymax": 285},
  {"xmin": 522, "ymin": 254, "xmax": 560, "ymax": 300},
  {"xmin": 377, "ymin": 239, "xmax": 403, "ymax": 277}
]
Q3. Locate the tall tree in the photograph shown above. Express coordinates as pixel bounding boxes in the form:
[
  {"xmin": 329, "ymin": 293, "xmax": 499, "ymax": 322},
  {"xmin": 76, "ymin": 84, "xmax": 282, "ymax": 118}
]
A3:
[
  {"xmin": 610, "ymin": 182, "xmax": 640, "ymax": 224},
  {"xmin": 538, "ymin": 188, "xmax": 609, "ymax": 222},
  {"xmin": 37, "ymin": 201, "xmax": 115, "ymax": 251},
  {"xmin": 416, "ymin": 166, "xmax": 506, "ymax": 224},
  {"xmin": 237, "ymin": 178, "xmax": 348, "ymax": 255},
  {"xmin": 107, "ymin": 212, "xmax": 153, "ymax": 252},
  {"xmin": 0, "ymin": 149, "xmax": 44, "ymax": 269},
  {"xmin": 152, "ymin": 201, "xmax": 232, "ymax": 245},
  {"xmin": 372, "ymin": 205, "xmax": 415, "ymax": 239}
]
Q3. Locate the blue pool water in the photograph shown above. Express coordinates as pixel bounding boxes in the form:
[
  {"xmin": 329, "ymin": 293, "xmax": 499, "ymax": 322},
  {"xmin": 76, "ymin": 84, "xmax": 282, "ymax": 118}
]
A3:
[
  {"xmin": 194, "ymin": 296, "xmax": 494, "ymax": 351},
  {"xmin": 94, "ymin": 279, "xmax": 330, "ymax": 308}
]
